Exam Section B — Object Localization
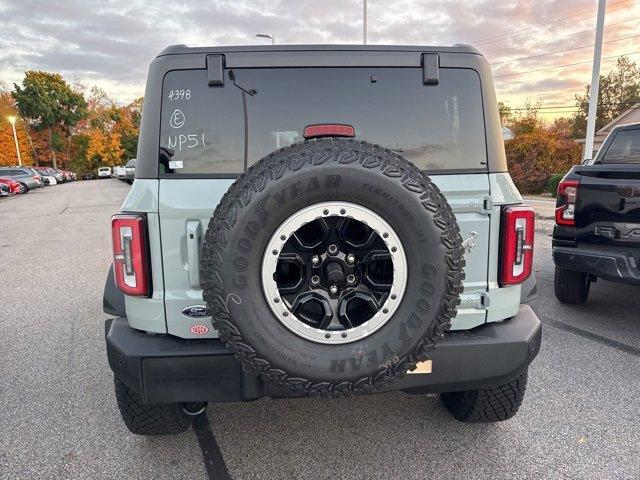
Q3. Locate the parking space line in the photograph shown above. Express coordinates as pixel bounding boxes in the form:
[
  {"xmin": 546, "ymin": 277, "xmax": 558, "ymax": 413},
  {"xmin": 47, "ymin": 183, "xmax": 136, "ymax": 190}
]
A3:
[
  {"xmin": 539, "ymin": 315, "xmax": 640, "ymax": 357},
  {"xmin": 193, "ymin": 413, "xmax": 232, "ymax": 480}
]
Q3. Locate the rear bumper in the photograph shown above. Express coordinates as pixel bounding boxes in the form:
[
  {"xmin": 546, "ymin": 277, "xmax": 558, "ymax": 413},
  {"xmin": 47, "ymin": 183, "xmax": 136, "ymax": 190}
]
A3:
[
  {"xmin": 106, "ymin": 305, "xmax": 541, "ymax": 403},
  {"xmin": 553, "ymin": 245, "xmax": 640, "ymax": 285}
]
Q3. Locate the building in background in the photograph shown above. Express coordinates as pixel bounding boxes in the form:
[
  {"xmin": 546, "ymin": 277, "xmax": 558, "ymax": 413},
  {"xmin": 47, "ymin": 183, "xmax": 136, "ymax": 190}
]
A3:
[{"xmin": 578, "ymin": 102, "xmax": 640, "ymax": 158}]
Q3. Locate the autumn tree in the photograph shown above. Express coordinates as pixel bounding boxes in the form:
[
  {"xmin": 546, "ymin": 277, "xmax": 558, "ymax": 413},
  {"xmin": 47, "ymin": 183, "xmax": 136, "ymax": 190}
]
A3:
[
  {"xmin": 0, "ymin": 88, "xmax": 35, "ymax": 167},
  {"xmin": 504, "ymin": 104, "xmax": 582, "ymax": 193},
  {"xmin": 498, "ymin": 101, "xmax": 512, "ymax": 126},
  {"xmin": 12, "ymin": 71, "xmax": 87, "ymax": 169},
  {"xmin": 115, "ymin": 97, "xmax": 143, "ymax": 160},
  {"xmin": 86, "ymin": 128, "xmax": 124, "ymax": 169},
  {"xmin": 572, "ymin": 56, "xmax": 640, "ymax": 138}
]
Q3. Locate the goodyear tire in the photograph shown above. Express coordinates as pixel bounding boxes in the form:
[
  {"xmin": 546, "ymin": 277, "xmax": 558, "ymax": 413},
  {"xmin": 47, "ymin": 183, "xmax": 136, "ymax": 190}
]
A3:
[{"xmin": 201, "ymin": 138, "xmax": 465, "ymax": 396}]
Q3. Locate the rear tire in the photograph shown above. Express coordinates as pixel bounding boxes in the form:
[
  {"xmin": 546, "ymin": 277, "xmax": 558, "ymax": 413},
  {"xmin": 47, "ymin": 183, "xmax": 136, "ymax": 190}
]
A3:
[
  {"xmin": 554, "ymin": 266, "xmax": 590, "ymax": 304},
  {"xmin": 113, "ymin": 377, "xmax": 193, "ymax": 435},
  {"xmin": 441, "ymin": 372, "xmax": 528, "ymax": 423}
]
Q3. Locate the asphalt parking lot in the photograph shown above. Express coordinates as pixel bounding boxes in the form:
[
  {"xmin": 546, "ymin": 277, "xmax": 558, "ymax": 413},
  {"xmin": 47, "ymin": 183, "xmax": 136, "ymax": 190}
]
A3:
[{"xmin": 1, "ymin": 179, "xmax": 639, "ymax": 480}]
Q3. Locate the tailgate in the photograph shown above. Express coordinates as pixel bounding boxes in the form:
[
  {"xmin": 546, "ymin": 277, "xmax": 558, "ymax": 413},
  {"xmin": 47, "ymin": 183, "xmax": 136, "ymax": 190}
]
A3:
[{"xmin": 577, "ymin": 164, "xmax": 640, "ymax": 251}]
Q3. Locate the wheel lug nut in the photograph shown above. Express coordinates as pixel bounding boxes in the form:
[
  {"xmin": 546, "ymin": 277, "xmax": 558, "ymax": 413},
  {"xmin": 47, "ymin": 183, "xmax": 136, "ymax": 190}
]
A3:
[
  {"xmin": 347, "ymin": 274, "xmax": 357, "ymax": 285},
  {"xmin": 328, "ymin": 244, "xmax": 338, "ymax": 256},
  {"xmin": 311, "ymin": 255, "xmax": 320, "ymax": 265},
  {"xmin": 311, "ymin": 275, "xmax": 320, "ymax": 285},
  {"xmin": 346, "ymin": 254, "xmax": 355, "ymax": 265},
  {"xmin": 329, "ymin": 285, "xmax": 338, "ymax": 295}
]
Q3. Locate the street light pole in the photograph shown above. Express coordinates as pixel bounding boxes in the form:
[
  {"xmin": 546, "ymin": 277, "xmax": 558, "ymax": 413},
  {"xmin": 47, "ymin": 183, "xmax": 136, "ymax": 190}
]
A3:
[
  {"xmin": 363, "ymin": 0, "xmax": 367, "ymax": 44},
  {"xmin": 255, "ymin": 33, "xmax": 275, "ymax": 45},
  {"xmin": 584, "ymin": 0, "xmax": 607, "ymax": 162},
  {"xmin": 7, "ymin": 115, "xmax": 22, "ymax": 167}
]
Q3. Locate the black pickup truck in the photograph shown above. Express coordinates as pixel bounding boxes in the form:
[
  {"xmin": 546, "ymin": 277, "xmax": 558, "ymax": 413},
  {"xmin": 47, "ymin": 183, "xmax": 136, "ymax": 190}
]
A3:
[{"xmin": 553, "ymin": 123, "xmax": 640, "ymax": 303}]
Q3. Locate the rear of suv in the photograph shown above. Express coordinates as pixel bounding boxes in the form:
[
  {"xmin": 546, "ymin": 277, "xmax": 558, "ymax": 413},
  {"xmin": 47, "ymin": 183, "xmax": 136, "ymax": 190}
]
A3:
[
  {"xmin": 553, "ymin": 123, "xmax": 640, "ymax": 303},
  {"xmin": 104, "ymin": 44, "xmax": 541, "ymax": 435}
]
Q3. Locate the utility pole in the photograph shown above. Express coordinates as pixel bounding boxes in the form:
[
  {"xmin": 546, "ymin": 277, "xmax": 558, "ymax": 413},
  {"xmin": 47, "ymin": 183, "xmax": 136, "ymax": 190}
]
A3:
[
  {"xmin": 584, "ymin": 0, "xmax": 607, "ymax": 162},
  {"xmin": 7, "ymin": 115, "xmax": 22, "ymax": 166},
  {"xmin": 363, "ymin": 0, "xmax": 368, "ymax": 44}
]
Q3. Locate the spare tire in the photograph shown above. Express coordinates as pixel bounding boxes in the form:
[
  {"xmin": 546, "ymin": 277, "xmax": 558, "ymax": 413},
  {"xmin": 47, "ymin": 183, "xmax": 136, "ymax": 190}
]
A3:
[{"xmin": 201, "ymin": 137, "xmax": 464, "ymax": 396}]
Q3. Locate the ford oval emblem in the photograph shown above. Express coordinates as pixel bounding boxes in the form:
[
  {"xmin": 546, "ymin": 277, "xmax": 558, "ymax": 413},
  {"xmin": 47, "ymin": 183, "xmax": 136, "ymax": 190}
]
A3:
[
  {"xmin": 181, "ymin": 305, "xmax": 209, "ymax": 318},
  {"xmin": 190, "ymin": 325, "xmax": 209, "ymax": 335}
]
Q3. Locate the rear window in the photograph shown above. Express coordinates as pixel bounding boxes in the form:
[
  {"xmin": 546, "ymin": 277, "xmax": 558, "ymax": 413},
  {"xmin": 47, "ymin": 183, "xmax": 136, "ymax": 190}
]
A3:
[
  {"xmin": 160, "ymin": 67, "xmax": 486, "ymax": 176},
  {"xmin": 602, "ymin": 129, "xmax": 640, "ymax": 164}
]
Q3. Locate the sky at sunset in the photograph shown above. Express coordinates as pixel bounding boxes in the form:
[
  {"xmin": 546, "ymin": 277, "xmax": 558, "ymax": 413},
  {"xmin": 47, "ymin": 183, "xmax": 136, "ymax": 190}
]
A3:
[{"xmin": 1, "ymin": 0, "xmax": 639, "ymax": 121}]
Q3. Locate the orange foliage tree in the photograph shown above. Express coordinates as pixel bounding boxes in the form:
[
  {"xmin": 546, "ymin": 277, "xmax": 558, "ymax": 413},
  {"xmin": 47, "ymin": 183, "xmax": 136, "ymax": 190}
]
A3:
[
  {"xmin": 504, "ymin": 103, "xmax": 582, "ymax": 194},
  {"xmin": 0, "ymin": 89, "xmax": 35, "ymax": 167},
  {"xmin": 86, "ymin": 128, "xmax": 124, "ymax": 169},
  {"xmin": 6, "ymin": 75, "xmax": 142, "ymax": 174}
]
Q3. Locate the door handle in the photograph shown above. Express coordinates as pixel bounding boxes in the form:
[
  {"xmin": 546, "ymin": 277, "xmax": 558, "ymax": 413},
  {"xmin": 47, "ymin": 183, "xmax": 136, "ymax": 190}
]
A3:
[{"xmin": 186, "ymin": 220, "xmax": 202, "ymax": 289}]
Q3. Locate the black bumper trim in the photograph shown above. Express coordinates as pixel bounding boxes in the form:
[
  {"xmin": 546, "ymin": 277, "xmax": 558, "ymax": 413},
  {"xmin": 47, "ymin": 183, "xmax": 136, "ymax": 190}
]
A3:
[
  {"xmin": 553, "ymin": 245, "xmax": 640, "ymax": 285},
  {"xmin": 106, "ymin": 305, "xmax": 541, "ymax": 403}
]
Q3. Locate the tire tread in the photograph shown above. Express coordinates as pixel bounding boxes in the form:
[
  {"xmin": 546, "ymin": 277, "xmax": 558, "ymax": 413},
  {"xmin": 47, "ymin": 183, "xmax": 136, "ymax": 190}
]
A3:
[
  {"xmin": 441, "ymin": 372, "xmax": 528, "ymax": 422},
  {"xmin": 201, "ymin": 138, "xmax": 466, "ymax": 397},
  {"xmin": 554, "ymin": 266, "xmax": 590, "ymax": 304},
  {"xmin": 114, "ymin": 377, "xmax": 192, "ymax": 435}
]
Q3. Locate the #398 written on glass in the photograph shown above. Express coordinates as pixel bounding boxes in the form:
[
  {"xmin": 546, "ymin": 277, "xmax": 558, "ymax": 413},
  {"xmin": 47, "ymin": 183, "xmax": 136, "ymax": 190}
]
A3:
[{"xmin": 168, "ymin": 89, "xmax": 191, "ymax": 100}]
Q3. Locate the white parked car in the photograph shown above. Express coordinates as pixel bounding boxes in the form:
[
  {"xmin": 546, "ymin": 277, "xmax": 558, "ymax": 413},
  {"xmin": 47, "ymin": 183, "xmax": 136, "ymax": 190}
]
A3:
[
  {"xmin": 112, "ymin": 166, "xmax": 126, "ymax": 178},
  {"xmin": 42, "ymin": 175, "xmax": 57, "ymax": 185},
  {"xmin": 97, "ymin": 167, "xmax": 112, "ymax": 179}
]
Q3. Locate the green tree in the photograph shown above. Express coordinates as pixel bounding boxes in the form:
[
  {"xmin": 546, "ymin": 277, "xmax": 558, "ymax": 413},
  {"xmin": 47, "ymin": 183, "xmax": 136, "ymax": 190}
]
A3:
[
  {"xmin": 572, "ymin": 57, "xmax": 640, "ymax": 138},
  {"xmin": 12, "ymin": 71, "xmax": 87, "ymax": 169}
]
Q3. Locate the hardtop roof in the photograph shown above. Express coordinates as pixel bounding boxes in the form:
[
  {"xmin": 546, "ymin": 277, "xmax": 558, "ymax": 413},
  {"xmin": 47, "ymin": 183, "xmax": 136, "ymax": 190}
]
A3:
[{"xmin": 158, "ymin": 43, "xmax": 482, "ymax": 57}]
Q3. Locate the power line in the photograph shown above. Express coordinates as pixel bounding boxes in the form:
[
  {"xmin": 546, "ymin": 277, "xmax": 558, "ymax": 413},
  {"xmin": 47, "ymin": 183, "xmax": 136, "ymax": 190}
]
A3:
[
  {"xmin": 507, "ymin": 101, "xmax": 640, "ymax": 111},
  {"xmin": 474, "ymin": 0, "xmax": 637, "ymax": 46},
  {"xmin": 483, "ymin": 15, "xmax": 640, "ymax": 56},
  {"xmin": 492, "ymin": 50, "xmax": 640, "ymax": 78},
  {"xmin": 491, "ymin": 32, "xmax": 640, "ymax": 66}
]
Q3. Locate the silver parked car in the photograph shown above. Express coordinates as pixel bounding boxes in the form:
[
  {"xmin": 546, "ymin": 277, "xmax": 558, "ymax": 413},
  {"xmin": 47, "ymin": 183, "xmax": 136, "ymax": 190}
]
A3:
[
  {"xmin": 0, "ymin": 167, "xmax": 44, "ymax": 192},
  {"xmin": 123, "ymin": 158, "xmax": 136, "ymax": 184}
]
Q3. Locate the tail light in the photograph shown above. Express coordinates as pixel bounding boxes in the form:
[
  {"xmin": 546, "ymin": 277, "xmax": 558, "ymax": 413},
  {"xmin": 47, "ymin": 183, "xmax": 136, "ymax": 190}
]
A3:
[
  {"xmin": 303, "ymin": 124, "xmax": 355, "ymax": 139},
  {"xmin": 500, "ymin": 206, "xmax": 535, "ymax": 286},
  {"xmin": 111, "ymin": 214, "xmax": 150, "ymax": 296},
  {"xmin": 555, "ymin": 179, "xmax": 579, "ymax": 226},
  {"xmin": 33, "ymin": 174, "xmax": 41, "ymax": 182}
]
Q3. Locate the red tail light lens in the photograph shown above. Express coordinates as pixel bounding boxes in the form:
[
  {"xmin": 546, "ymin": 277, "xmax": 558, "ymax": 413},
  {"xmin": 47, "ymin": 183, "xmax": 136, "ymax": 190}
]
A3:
[
  {"xmin": 555, "ymin": 179, "xmax": 579, "ymax": 226},
  {"xmin": 303, "ymin": 124, "xmax": 355, "ymax": 139},
  {"xmin": 111, "ymin": 214, "xmax": 149, "ymax": 296},
  {"xmin": 500, "ymin": 205, "xmax": 535, "ymax": 286}
]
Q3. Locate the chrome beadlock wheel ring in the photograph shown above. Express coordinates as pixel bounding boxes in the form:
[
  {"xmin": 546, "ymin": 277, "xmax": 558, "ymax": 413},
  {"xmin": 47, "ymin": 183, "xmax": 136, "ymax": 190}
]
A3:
[{"xmin": 262, "ymin": 201, "xmax": 407, "ymax": 345}]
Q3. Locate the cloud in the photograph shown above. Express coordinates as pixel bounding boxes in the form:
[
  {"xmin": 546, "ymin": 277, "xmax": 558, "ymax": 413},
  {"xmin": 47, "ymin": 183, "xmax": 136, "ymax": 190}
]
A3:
[{"xmin": 1, "ymin": 0, "xmax": 639, "ymax": 113}]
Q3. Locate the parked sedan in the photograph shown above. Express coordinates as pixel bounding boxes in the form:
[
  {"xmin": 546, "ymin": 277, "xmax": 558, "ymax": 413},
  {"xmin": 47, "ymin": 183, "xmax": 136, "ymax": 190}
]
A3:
[
  {"xmin": 112, "ymin": 166, "xmax": 125, "ymax": 179},
  {"xmin": 39, "ymin": 167, "xmax": 65, "ymax": 183},
  {"xmin": 31, "ymin": 167, "xmax": 57, "ymax": 186},
  {"xmin": 124, "ymin": 158, "xmax": 136, "ymax": 184},
  {"xmin": 0, "ymin": 177, "xmax": 26, "ymax": 194},
  {"xmin": 0, "ymin": 167, "xmax": 43, "ymax": 192}
]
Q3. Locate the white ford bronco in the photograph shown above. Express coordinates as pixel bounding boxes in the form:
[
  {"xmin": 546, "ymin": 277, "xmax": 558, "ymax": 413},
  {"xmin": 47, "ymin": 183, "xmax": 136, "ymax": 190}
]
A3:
[{"xmin": 103, "ymin": 44, "xmax": 541, "ymax": 435}]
